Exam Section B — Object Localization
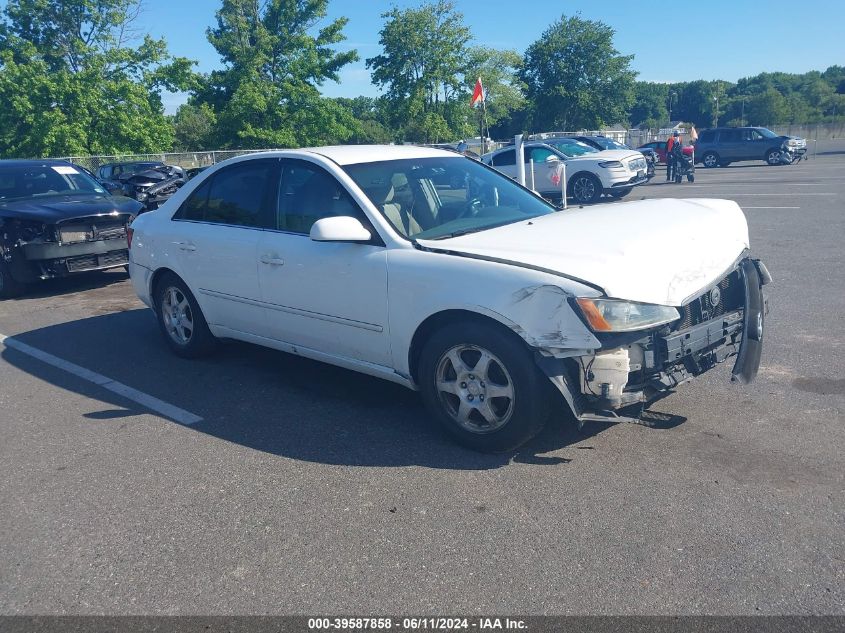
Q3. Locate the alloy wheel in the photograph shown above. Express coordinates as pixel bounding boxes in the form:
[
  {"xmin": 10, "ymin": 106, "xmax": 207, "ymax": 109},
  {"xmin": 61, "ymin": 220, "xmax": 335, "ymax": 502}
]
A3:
[
  {"xmin": 573, "ymin": 176, "xmax": 595, "ymax": 203},
  {"xmin": 161, "ymin": 286, "xmax": 194, "ymax": 345},
  {"xmin": 434, "ymin": 344, "xmax": 515, "ymax": 434}
]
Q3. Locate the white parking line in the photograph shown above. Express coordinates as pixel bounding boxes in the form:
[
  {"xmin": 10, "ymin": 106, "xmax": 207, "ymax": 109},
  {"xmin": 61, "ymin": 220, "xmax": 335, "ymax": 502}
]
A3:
[
  {"xmin": 741, "ymin": 206, "xmax": 801, "ymax": 209},
  {"xmin": 0, "ymin": 332, "xmax": 203, "ymax": 426}
]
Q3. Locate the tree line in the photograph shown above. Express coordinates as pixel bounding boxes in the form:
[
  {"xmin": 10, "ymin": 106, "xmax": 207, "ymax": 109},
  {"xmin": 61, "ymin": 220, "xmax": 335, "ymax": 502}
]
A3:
[{"xmin": 1, "ymin": 0, "xmax": 843, "ymax": 158}]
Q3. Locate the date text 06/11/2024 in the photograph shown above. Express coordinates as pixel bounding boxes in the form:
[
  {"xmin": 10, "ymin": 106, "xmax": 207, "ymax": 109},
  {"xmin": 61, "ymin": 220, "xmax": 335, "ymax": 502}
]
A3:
[{"xmin": 307, "ymin": 617, "xmax": 528, "ymax": 630}]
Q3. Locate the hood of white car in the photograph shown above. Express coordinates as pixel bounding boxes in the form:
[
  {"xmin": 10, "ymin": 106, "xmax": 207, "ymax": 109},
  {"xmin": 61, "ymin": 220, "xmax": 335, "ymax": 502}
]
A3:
[
  {"xmin": 418, "ymin": 198, "xmax": 750, "ymax": 306},
  {"xmin": 582, "ymin": 149, "xmax": 643, "ymax": 162}
]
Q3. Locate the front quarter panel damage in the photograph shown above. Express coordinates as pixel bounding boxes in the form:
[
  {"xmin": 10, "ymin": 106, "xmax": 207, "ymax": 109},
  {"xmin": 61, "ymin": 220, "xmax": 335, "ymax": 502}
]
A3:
[{"xmin": 505, "ymin": 284, "xmax": 599, "ymax": 354}]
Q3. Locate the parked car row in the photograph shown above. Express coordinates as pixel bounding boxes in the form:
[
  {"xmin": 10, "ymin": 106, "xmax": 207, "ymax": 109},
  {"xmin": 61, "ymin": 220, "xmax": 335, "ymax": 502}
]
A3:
[
  {"xmin": 481, "ymin": 137, "xmax": 650, "ymax": 205},
  {"xmin": 637, "ymin": 126, "xmax": 806, "ymax": 168}
]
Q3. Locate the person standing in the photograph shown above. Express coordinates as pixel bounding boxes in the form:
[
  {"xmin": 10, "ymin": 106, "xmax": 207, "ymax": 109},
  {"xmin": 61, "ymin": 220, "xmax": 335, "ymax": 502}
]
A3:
[{"xmin": 666, "ymin": 130, "xmax": 681, "ymax": 181}]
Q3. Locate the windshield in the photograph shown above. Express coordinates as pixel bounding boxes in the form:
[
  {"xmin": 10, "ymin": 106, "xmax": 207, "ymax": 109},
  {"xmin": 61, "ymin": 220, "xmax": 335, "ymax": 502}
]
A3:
[
  {"xmin": 0, "ymin": 164, "xmax": 107, "ymax": 201},
  {"xmin": 756, "ymin": 128, "xmax": 779, "ymax": 139},
  {"xmin": 343, "ymin": 156, "xmax": 556, "ymax": 240},
  {"xmin": 594, "ymin": 137, "xmax": 630, "ymax": 150},
  {"xmin": 545, "ymin": 139, "xmax": 600, "ymax": 157}
]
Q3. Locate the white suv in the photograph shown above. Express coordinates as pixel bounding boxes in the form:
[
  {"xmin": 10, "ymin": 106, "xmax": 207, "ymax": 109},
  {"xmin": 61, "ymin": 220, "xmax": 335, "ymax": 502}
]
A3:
[{"xmin": 482, "ymin": 140, "xmax": 648, "ymax": 204}]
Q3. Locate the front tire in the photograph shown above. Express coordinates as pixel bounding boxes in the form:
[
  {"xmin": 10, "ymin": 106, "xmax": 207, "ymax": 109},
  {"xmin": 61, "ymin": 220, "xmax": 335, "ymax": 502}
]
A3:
[
  {"xmin": 702, "ymin": 152, "xmax": 720, "ymax": 168},
  {"xmin": 766, "ymin": 149, "xmax": 782, "ymax": 165},
  {"xmin": 569, "ymin": 173, "xmax": 602, "ymax": 205},
  {"xmin": 418, "ymin": 321, "xmax": 550, "ymax": 452},
  {"xmin": 153, "ymin": 272, "xmax": 216, "ymax": 358},
  {"xmin": 0, "ymin": 259, "xmax": 26, "ymax": 299}
]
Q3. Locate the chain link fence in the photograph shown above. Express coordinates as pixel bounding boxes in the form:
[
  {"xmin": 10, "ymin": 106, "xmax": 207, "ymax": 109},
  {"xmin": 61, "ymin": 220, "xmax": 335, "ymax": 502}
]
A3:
[{"xmin": 56, "ymin": 149, "xmax": 282, "ymax": 173}]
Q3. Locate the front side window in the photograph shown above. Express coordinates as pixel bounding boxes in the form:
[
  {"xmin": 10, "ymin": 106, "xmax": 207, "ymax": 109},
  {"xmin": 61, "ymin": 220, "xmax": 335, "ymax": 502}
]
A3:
[
  {"xmin": 546, "ymin": 139, "xmax": 599, "ymax": 157},
  {"xmin": 527, "ymin": 147, "xmax": 557, "ymax": 163},
  {"xmin": 756, "ymin": 128, "xmax": 779, "ymax": 139},
  {"xmin": 344, "ymin": 156, "xmax": 556, "ymax": 241},
  {"xmin": 491, "ymin": 150, "xmax": 516, "ymax": 166},
  {"xmin": 276, "ymin": 160, "xmax": 364, "ymax": 234},
  {"xmin": 698, "ymin": 131, "xmax": 715, "ymax": 143}
]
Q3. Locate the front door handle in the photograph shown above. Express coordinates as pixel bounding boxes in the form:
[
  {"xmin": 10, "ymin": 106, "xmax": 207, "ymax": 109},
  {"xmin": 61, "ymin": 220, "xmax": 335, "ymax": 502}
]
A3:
[
  {"xmin": 175, "ymin": 242, "xmax": 197, "ymax": 252},
  {"xmin": 260, "ymin": 255, "xmax": 285, "ymax": 266}
]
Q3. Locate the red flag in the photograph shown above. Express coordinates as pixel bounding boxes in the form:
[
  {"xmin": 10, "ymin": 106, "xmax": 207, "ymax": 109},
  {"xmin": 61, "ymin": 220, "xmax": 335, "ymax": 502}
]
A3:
[{"xmin": 470, "ymin": 77, "xmax": 484, "ymax": 107}]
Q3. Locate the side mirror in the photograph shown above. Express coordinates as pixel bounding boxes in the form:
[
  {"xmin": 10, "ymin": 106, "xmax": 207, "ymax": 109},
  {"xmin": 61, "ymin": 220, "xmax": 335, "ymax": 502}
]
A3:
[{"xmin": 309, "ymin": 216, "xmax": 372, "ymax": 243}]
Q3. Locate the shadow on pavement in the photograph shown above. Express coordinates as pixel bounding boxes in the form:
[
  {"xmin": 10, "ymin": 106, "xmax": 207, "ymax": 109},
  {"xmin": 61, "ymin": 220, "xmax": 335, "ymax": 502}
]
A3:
[
  {"xmin": 1, "ymin": 309, "xmax": 683, "ymax": 470},
  {"xmin": 7, "ymin": 269, "xmax": 129, "ymax": 301}
]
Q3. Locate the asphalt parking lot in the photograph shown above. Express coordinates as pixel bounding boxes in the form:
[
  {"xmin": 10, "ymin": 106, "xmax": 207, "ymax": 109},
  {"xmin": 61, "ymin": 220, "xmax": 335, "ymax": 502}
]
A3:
[{"xmin": 1, "ymin": 142, "xmax": 843, "ymax": 616}]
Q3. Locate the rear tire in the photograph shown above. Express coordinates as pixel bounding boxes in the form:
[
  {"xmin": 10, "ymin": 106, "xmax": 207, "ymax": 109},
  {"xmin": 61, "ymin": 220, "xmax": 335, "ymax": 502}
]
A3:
[
  {"xmin": 0, "ymin": 259, "xmax": 26, "ymax": 299},
  {"xmin": 418, "ymin": 321, "xmax": 550, "ymax": 452},
  {"xmin": 702, "ymin": 152, "xmax": 719, "ymax": 168},
  {"xmin": 153, "ymin": 272, "xmax": 217, "ymax": 358}
]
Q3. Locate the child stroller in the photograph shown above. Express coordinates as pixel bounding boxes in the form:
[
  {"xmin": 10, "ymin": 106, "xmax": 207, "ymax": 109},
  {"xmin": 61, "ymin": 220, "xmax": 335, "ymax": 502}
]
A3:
[{"xmin": 669, "ymin": 144, "xmax": 695, "ymax": 183}]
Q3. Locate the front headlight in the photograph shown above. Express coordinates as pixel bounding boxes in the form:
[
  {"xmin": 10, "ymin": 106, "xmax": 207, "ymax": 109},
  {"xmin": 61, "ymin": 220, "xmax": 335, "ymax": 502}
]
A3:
[
  {"xmin": 598, "ymin": 160, "xmax": 624, "ymax": 168},
  {"xmin": 575, "ymin": 298, "xmax": 680, "ymax": 332}
]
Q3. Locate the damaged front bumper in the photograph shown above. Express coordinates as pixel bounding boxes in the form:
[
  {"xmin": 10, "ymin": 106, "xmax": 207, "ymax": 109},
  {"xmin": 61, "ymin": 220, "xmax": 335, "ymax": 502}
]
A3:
[{"xmin": 538, "ymin": 257, "xmax": 770, "ymax": 425}]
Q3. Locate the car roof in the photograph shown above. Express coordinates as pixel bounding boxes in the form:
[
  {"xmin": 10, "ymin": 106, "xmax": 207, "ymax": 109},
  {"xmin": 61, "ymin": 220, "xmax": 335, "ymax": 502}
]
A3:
[
  {"xmin": 0, "ymin": 159, "xmax": 74, "ymax": 167},
  {"xmin": 303, "ymin": 144, "xmax": 455, "ymax": 165}
]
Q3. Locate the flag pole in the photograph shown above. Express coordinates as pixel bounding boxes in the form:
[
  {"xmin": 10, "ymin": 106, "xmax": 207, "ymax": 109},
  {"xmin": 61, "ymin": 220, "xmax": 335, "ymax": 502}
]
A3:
[{"xmin": 481, "ymin": 94, "xmax": 488, "ymax": 155}]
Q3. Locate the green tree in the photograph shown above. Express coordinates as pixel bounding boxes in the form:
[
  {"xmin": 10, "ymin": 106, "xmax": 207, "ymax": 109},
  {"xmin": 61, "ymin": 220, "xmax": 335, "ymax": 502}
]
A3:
[
  {"xmin": 630, "ymin": 82, "xmax": 669, "ymax": 127},
  {"xmin": 745, "ymin": 88, "xmax": 790, "ymax": 126},
  {"xmin": 172, "ymin": 102, "xmax": 217, "ymax": 151},
  {"xmin": 367, "ymin": 0, "xmax": 471, "ymax": 142},
  {"xmin": 520, "ymin": 14, "xmax": 636, "ymax": 131},
  {"xmin": 334, "ymin": 96, "xmax": 394, "ymax": 144},
  {"xmin": 463, "ymin": 46, "xmax": 526, "ymax": 132},
  {"xmin": 0, "ymin": 0, "xmax": 194, "ymax": 158},
  {"xmin": 196, "ymin": 0, "xmax": 359, "ymax": 148}
]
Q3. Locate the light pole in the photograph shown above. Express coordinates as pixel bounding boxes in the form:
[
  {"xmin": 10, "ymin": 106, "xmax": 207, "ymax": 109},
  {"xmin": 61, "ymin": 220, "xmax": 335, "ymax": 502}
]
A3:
[
  {"xmin": 713, "ymin": 95, "xmax": 719, "ymax": 127},
  {"xmin": 741, "ymin": 97, "xmax": 746, "ymax": 127},
  {"xmin": 668, "ymin": 92, "xmax": 676, "ymax": 127}
]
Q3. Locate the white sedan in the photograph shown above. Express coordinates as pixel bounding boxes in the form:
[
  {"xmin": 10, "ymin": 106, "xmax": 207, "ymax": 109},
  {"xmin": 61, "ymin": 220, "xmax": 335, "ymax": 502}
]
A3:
[{"xmin": 128, "ymin": 145, "xmax": 769, "ymax": 452}]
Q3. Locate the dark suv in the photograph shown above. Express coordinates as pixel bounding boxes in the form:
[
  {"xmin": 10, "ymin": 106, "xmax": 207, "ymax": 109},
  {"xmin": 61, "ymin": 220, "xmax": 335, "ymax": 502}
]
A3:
[{"xmin": 694, "ymin": 127, "xmax": 806, "ymax": 168}]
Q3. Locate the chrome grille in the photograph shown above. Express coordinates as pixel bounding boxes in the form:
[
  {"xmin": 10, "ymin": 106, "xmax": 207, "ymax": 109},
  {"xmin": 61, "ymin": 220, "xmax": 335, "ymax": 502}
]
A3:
[
  {"xmin": 676, "ymin": 271, "xmax": 744, "ymax": 330},
  {"xmin": 58, "ymin": 217, "xmax": 128, "ymax": 243},
  {"xmin": 65, "ymin": 250, "xmax": 128, "ymax": 272}
]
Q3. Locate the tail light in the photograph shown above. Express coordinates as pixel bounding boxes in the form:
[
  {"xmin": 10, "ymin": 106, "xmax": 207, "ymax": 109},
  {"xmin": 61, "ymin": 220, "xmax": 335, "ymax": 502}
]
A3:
[{"xmin": 127, "ymin": 226, "xmax": 134, "ymax": 249}]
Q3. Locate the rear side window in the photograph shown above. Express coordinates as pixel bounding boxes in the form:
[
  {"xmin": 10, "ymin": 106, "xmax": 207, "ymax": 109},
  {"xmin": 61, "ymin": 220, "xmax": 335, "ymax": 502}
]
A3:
[
  {"xmin": 174, "ymin": 160, "xmax": 276, "ymax": 228},
  {"xmin": 492, "ymin": 150, "xmax": 516, "ymax": 166},
  {"xmin": 719, "ymin": 130, "xmax": 741, "ymax": 143},
  {"xmin": 698, "ymin": 131, "xmax": 715, "ymax": 143},
  {"xmin": 177, "ymin": 179, "xmax": 211, "ymax": 221}
]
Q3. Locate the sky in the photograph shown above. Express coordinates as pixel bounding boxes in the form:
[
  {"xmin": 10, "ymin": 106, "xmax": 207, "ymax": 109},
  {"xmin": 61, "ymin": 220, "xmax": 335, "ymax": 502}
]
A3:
[{"xmin": 13, "ymin": 0, "xmax": 845, "ymax": 112}]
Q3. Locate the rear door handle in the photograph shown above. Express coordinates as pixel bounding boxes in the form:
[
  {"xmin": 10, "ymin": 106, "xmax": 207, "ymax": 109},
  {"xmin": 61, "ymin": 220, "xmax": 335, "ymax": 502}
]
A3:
[
  {"xmin": 260, "ymin": 255, "xmax": 285, "ymax": 266},
  {"xmin": 175, "ymin": 242, "xmax": 196, "ymax": 252}
]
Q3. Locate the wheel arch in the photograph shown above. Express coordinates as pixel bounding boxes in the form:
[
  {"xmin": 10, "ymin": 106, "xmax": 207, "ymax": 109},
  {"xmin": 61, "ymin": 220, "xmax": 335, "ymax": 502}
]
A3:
[
  {"xmin": 407, "ymin": 309, "xmax": 531, "ymax": 385},
  {"xmin": 567, "ymin": 170, "xmax": 599, "ymax": 188},
  {"xmin": 149, "ymin": 267, "xmax": 182, "ymax": 314},
  {"xmin": 764, "ymin": 146, "xmax": 781, "ymax": 161}
]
